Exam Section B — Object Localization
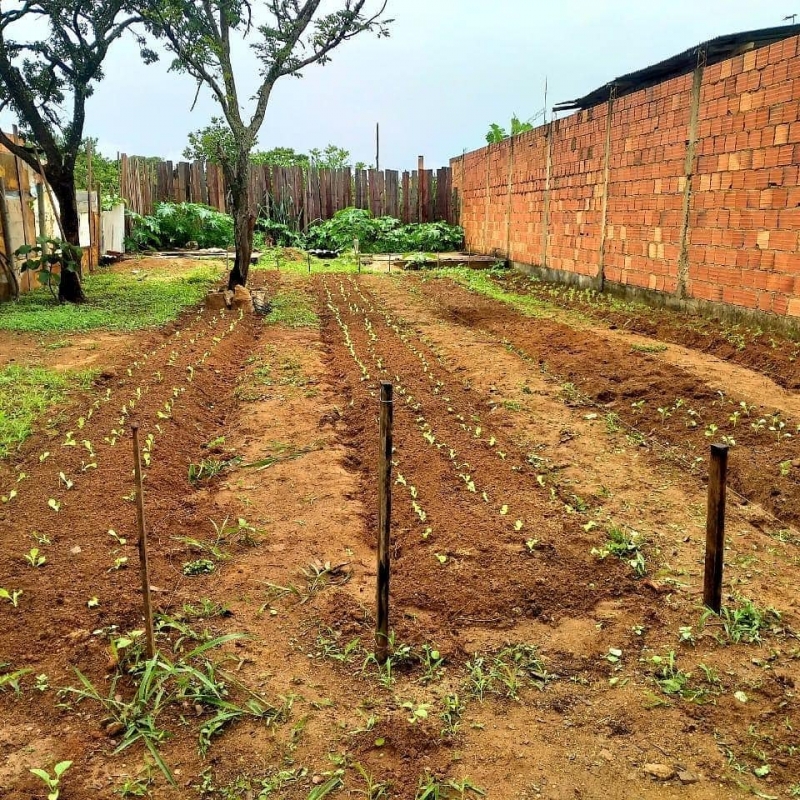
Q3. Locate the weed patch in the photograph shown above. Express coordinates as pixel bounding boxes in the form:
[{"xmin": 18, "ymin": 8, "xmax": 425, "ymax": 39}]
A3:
[
  {"xmin": 703, "ymin": 599, "xmax": 784, "ymax": 644},
  {"xmin": 591, "ymin": 525, "xmax": 647, "ymax": 576}
]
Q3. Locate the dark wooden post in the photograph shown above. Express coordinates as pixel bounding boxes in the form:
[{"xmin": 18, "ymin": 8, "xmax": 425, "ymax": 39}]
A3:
[
  {"xmin": 703, "ymin": 443, "xmax": 728, "ymax": 613},
  {"xmin": 86, "ymin": 140, "xmax": 94, "ymax": 273},
  {"xmin": 375, "ymin": 382, "xmax": 393, "ymax": 664},
  {"xmin": 132, "ymin": 424, "xmax": 156, "ymax": 659}
]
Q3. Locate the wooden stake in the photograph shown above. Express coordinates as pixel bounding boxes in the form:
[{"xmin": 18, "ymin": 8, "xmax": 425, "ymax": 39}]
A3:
[
  {"xmin": 418, "ymin": 155, "xmax": 424, "ymax": 223},
  {"xmin": 703, "ymin": 443, "xmax": 728, "ymax": 614},
  {"xmin": 307, "ymin": 251, "xmax": 311, "ymax": 273},
  {"xmin": 86, "ymin": 141, "xmax": 94, "ymax": 273},
  {"xmin": 11, "ymin": 126, "xmax": 28, "ymax": 252},
  {"xmin": 132, "ymin": 424, "xmax": 156, "ymax": 659},
  {"xmin": 375, "ymin": 381, "xmax": 393, "ymax": 664}
]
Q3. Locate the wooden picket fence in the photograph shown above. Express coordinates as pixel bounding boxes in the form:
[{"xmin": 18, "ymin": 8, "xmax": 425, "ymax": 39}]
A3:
[{"xmin": 119, "ymin": 155, "xmax": 457, "ymax": 228}]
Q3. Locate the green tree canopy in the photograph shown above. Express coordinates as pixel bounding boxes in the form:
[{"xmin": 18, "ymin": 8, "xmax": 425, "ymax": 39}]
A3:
[
  {"xmin": 183, "ymin": 119, "xmax": 356, "ymax": 170},
  {"xmin": 0, "ymin": 2, "xmax": 154, "ymax": 301},
  {"xmin": 135, "ymin": 0, "xmax": 391, "ymax": 289},
  {"xmin": 485, "ymin": 115, "xmax": 535, "ymax": 144}
]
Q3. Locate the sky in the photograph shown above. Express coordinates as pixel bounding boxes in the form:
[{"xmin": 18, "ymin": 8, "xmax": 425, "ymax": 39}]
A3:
[{"xmin": 0, "ymin": 1, "xmax": 796, "ymax": 169}]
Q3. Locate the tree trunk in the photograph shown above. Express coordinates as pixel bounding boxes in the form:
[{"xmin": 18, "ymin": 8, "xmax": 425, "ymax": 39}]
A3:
[
  {"xmin": 49, "ymin": 174, "xmax": 86, "ymax": 304},
  {"xmin": 227, "ymin": 150, "xmax": 255, "ymax": 290}
]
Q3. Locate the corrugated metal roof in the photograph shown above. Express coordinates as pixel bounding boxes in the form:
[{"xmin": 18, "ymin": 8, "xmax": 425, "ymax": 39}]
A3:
[{"xmin": 553, "ymin": 24, "xmax": 800, "ymax": 113}]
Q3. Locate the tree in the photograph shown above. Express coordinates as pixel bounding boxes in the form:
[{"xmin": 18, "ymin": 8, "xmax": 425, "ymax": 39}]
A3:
[
  {"xmin": 485, "ymin": 115, "xmax": 534, "ymax": 144},
  {"xmin": 183, "ymin": 118, "xmax": 355, "ymax": 170},
  {"xmin": 74, "ymin": 137, "xmax": 120, "ymax": 193},
  {"xmin": 182, "ymin": 116, "xmax": 235, "ymax": 164},
  {"xmin": 309, "ymin": 144, "xmax": 350, "ymax": 170},
  {"xmin": 0, "ymin": 2, "xmax": 153, "ymax": 302},
  {"xmin": 252, "ymin": 146, "xmax": 309, "ymax": 168},
  {"xmin": 137, "ymin": 0, "xmax": 391, "ymax": 290}
]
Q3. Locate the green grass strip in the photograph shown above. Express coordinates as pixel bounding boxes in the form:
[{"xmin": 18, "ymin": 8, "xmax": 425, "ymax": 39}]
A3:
[
  {"xmin": 264, "ymin": 290, "xmax": 319, "ymax": 328},
  {"xmin": 424, "ymin": 267, "xmax": 554, "ymax": 318},
  {"xmin": 0, "ymin": 365, "xmax": 95, "ymax": 458},
  {"xmin": 0, "ymin": 265, "xmax": 219, "ymax": 333}
]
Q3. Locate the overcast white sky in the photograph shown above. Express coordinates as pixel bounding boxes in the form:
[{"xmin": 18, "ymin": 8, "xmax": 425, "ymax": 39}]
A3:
[{"xmin": 1, "ymin": 1, "xmax": 795, "ymax": 167}]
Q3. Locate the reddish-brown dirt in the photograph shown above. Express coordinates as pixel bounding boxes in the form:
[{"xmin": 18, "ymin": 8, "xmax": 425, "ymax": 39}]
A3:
[
  {"xmin": 499, "ymin": 271, "xmax": 800, "ymax": 390},
  {"xmin": 1, "ymin": 264, "xmax": 798, "ymax": 800},
  {"xmin": 412, "ymin": 275, "xmax": 800, "ymax": 532}
]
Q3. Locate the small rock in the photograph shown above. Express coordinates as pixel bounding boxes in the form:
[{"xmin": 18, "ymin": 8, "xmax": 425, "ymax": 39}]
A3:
[
  {"xmin": 232, "ymin": 284, "xmax": 254, "ymax": 312},
  {"xmin": 599, "ymin": 749, "xmax": 613, "ymax": 761},
  {"xmin": 677, "ymin": 771, "xmax": 699, "ymax": 784},
  {"xmin": 105, "ymin": 721, "xmax": 124, "ymax": 737},
  {"xmin": 70, "ymin": 545, "xmax": 82, "ymax": 555},
  {"xmin": 311, "ymin": 775, "xmax": 324, "ymax": 785},
  {"xmin": 643, "ymin": 763, "xmax": 675, "ymax": 781}
]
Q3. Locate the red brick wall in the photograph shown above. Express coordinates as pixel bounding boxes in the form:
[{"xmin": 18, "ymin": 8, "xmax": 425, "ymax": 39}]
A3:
[{"xmin": 451, "ymin": 34, "xmax": 800, "ymax": 320}]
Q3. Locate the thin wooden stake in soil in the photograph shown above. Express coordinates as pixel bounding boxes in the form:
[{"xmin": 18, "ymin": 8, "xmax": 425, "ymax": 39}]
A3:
[
  {"xmin": 703, "ymin": 443, "xmax": 728, "ymax": 614},
  {"xmin": 132, "ymin": 424, "xmax": 156, "ymax": 659},
  {"xmin": 376, "ymin": 381, "xmax": 393, "ymax": 665}
]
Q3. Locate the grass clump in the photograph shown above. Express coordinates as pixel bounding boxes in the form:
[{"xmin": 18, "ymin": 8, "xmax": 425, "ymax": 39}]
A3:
[
  {"xmin": 591, "ymin": 525, "xmax": 647, "ymax": 576},
  {"xmin": 464, "ymin": 644, "xmax": 548, "ymax": 700},
  {"xmin": 0, "ymin": 366, "xmax": 95, "ymax": 458},
  {"xmin": 0, "ymin": 265, "xmax": 217, "ymax": 333},
  {"xmin": 264, "ymin": 290, "xmax": 318, "ymax": 328},
  {"xmin": 59, "ymin": 633, "xmax": 284, "ymax": 786},
  {"xmin": 704, "ymin": 599, "xmax": 783, "ymax": 644}
]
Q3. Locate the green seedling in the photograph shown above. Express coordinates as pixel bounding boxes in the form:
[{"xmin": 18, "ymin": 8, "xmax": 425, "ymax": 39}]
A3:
[
  {"xmin": 402, "ymin": 701, "xmax": 432, "ymax": 724},
  {"xmin": 0, "ymin": 588, "xmax": 22, "ymax": 606},
  {"xmin": 108, "ymin": 529, "xmax": 127, "ymax": 545},
  {"xmin": 29, "ymin": 761, "xmax": 72, "ymax": 800},
  {"xmin": 48, "ymin": 498, "xmax": 60, "ymax": 512},
  {"xmin": 24, "ymin": 548, "xmax": 46, "ymax": 568}
]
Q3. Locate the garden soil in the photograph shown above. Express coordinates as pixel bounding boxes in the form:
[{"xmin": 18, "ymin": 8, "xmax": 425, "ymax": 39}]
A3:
[{"xmin": 0, "ymin": 263, "xmax": 798, "ymax": 799}]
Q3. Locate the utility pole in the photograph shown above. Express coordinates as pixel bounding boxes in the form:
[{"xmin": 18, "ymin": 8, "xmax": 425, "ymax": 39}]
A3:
[{"xmin": 376, "ymin": 123, "xmax": 380, "ymax": 171}]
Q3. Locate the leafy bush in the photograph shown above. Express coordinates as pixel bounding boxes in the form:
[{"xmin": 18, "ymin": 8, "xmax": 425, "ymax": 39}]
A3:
[
  {"xmin": 254, "ymin": 218, "xmax": 306, "ymax": 249},
  {"xmin": 305, "ymin": 208, "xmax": 463, "ymax": 253},
  {"xmin": 126, "ymin": 203, "xmax": 234, "ymax": 251}
]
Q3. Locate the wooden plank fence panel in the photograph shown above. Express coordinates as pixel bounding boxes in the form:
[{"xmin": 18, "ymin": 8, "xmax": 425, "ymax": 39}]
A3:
[{"xmin": 117, "ymin": 154, "xmax": 454, "ymax": 229}]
